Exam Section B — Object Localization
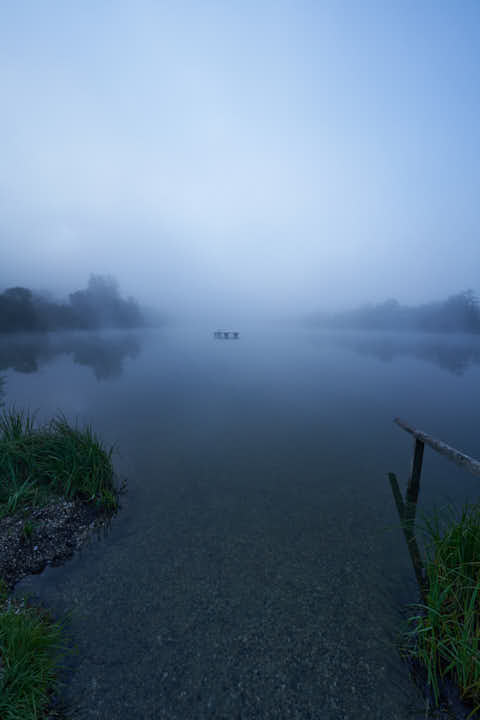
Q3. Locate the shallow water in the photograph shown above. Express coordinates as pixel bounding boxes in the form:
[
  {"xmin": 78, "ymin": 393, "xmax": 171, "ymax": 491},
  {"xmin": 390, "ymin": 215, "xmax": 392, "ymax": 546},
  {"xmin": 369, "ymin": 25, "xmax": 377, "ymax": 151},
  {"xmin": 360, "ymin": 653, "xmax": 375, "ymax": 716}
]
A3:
[{"xmin": 3, "ymin": 326, "xmax": 480, "ymax": 719}]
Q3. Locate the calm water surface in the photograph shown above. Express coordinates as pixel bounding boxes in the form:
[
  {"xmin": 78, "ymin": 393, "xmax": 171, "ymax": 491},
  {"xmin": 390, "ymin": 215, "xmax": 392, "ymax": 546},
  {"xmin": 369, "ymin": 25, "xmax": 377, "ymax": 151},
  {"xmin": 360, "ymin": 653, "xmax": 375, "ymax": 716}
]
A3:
[{"xmin": 2, "ymin": 326, "xmax": 480, "ymax": 719}]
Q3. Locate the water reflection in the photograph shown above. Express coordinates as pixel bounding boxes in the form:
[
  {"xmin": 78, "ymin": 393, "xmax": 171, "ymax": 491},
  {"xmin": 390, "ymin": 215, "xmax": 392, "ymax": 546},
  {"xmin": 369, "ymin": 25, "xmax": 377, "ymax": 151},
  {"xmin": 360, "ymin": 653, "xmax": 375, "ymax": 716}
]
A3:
[
  {"xmin": 325, "ymin": 332, "xmax": 480, "ymax": 375},
  {"xmin": 0, "ymin": 331, "xmax": 142, "ymax": 380}
]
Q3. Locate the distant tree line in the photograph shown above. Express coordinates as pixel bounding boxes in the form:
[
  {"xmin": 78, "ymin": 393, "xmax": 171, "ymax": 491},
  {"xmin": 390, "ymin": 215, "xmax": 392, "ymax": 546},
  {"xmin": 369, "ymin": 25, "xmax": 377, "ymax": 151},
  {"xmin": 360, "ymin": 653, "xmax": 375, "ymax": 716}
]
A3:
[
  {"xmin": 310, "ymin": 291, "xmax": 480, "ymax": 334},
  {"xmin": 0, "ymin": 275, "xmax": 146, "ymax": 333}
]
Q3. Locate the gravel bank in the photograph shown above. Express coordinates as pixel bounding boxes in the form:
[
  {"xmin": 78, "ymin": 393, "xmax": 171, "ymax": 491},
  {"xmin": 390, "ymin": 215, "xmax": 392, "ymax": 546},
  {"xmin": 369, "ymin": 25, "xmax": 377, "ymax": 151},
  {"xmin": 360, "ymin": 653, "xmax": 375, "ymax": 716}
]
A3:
[{"xmin": 0, "ymin": 499, "xmax": 112, "ymax": 591}]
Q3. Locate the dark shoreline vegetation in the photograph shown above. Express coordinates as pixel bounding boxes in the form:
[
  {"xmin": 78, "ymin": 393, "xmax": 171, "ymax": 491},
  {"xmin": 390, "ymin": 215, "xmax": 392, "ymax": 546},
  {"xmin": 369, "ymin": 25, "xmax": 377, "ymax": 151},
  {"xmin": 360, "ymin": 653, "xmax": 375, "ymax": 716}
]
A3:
[
  {"xmin": 0, "ymin": 580, "xmax": 69, "ymax": 720},
  {"xmin": 0, "ymin": 273, "xmax": 162, "ymax": 334},
  {"xmin": 402, "ymin": 505, "xmax": 480, "ymax": 719},
  {"xmin": 0, "ymin": 409, "xmax": 121, "ymax": 720},
  {"xmin": 309, "ymin": 290, "xmax": 480, "ymax": 334}
]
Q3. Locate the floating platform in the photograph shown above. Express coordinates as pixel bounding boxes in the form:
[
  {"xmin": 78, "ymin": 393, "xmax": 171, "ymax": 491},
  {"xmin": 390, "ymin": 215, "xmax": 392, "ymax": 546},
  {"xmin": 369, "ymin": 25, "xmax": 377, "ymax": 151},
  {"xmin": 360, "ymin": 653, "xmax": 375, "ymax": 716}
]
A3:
[{"xmin": 213, "ymin": 330, "xmax": 239, "ymax": 339}]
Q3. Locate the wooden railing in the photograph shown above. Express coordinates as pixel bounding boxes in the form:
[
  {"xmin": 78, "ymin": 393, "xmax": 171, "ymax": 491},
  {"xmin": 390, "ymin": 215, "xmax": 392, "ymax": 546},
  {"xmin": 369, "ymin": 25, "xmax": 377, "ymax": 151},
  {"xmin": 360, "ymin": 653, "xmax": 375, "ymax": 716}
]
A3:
[
  {"xmin": 390, "ymin": 418, "xmax": 480, "ymax": 597},
  {"xmin": 394, "ymin": 418, "xmax": 480, "ymax": 478}
]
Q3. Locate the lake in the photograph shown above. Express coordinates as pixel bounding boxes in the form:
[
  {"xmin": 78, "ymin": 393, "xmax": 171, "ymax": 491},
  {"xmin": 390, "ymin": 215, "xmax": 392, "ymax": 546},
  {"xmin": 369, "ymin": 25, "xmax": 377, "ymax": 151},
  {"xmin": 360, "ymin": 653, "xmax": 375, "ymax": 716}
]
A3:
[{"xmin": 2, "ymin": 326, "xmax": 480, "ymax": 719}]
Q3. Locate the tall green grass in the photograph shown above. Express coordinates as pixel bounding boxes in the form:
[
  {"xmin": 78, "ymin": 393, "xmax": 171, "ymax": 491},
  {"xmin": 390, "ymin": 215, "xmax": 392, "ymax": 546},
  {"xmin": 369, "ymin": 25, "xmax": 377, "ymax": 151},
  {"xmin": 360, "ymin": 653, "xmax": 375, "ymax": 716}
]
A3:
[
  {"xmin": 0, "ymin": 582, "xmax": 69, "ymax": 720},
  {"xmin": 0, "ymin": 408, "xmax": 118, "ymax": 517},
  {"xmin": 0, "ymin": 409, "xmax": 118, "ymax": 718},
  {"xmin": 405, "ymin": 503, "xmax": 480, "ymax": 716}
]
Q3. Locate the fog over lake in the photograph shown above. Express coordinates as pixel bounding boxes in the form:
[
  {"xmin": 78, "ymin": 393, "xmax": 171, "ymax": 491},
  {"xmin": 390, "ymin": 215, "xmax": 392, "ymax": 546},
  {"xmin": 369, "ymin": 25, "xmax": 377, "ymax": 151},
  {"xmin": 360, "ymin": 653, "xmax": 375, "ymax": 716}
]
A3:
[
  {"xmin": 3, "ymin": 326, "xmax": 478, "ymax": 718},
  {"xmin": 2, "ymin": 1, "xmax": 479, "ymax": 716}
]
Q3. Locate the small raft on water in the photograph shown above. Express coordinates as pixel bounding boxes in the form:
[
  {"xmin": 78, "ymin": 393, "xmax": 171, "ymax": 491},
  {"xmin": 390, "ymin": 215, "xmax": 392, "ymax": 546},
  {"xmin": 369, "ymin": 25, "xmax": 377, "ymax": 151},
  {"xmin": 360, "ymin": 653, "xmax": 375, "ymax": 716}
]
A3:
[{"xmin": 213, "ymin": 330, "xmax": 240, "ymax": 339}]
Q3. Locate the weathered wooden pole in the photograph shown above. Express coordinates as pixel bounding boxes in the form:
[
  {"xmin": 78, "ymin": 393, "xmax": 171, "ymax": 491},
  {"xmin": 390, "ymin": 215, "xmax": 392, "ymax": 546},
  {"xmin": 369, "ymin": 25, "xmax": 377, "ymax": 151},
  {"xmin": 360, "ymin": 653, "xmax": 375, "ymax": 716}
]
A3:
[
  {"xmin": 391, "ymin": 417, "xmax": 480, "ymax": 598},
  {"xmin": 388, "ymin": 472, "xmax": 426, "ymax": 596},
  {"xmin": 404, "ymin": 438, "xmax": 424, "ymax": 529},
  {"xmin": 394, "ymin": 417, "xmax": 480, "ymax": 478}
]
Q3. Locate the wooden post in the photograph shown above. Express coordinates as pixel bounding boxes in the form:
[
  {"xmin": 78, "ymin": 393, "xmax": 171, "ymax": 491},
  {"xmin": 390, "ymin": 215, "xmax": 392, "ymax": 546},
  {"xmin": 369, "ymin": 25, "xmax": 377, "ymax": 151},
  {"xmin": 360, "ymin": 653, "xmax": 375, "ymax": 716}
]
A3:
[
  {"xmin": 388, "ymin": 472, "xmax": 426, "ymax": 597},
  {"xmin": 389, "ymin": 433, "xmax": 426, "ymax": 595},
  {"xmin": 404, "ymin": 438, "xmax": 424, "ymax": 529},
  {"xmin": 391, "ymin": 417, "xmax": 480, "ymax": 600}
]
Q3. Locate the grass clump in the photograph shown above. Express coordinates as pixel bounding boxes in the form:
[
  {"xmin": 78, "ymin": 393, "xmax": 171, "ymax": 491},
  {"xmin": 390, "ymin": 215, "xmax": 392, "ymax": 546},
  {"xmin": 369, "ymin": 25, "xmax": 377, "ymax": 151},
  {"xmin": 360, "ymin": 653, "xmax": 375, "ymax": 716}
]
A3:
[
  {"xmin": 406, "ymin": 503, "xmax": 480, "ymax": 715},
  {"xmin": 0, "ymin": 408, "xmax": 118, "ymax": 718},
  {"xmin": 0, "ymin": 581, "xmax": 69, "ymax": 720},
  {"xmin": 0, "ymin": 408, "xmax": 118, "ymax": 518}
]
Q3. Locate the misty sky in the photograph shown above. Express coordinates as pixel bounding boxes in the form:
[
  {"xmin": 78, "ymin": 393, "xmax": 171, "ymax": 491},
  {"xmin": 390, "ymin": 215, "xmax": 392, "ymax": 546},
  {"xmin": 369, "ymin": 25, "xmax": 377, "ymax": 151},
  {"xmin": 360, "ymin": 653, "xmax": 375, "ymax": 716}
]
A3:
[{"xmin": 1, "ymin": 1, "xmax": 479, "ymax": 317}]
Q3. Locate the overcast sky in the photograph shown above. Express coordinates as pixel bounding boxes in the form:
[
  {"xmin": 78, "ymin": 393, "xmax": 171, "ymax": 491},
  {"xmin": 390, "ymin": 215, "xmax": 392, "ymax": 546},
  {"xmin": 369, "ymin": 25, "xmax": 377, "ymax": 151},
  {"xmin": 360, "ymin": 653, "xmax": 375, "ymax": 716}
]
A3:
[{"xmin": 1, "ymin": 1, "xmax": 479, "ymax": 317}]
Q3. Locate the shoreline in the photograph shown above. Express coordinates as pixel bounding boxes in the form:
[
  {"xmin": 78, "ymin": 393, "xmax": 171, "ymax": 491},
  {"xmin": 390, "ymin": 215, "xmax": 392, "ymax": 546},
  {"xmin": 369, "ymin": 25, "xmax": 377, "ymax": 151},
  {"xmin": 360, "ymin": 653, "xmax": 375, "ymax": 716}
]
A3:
[
  {"xmin": 0, "ymin": 408, "xmax": 120, "ymax": 720},
  {"xmin": 0, "ymin": 498, "xmax": 114, "ymax": 593},
  {"xmin": 0, "ymin": 499, "xmax": 119, "ymax": 720}
]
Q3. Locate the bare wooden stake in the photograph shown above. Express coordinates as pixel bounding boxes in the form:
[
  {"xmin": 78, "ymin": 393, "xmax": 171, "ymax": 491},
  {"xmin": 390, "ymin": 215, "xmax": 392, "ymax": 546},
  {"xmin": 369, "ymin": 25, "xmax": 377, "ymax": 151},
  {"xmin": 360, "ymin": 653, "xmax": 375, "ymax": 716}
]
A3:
[
  {"xmin": 388, "ymin": 472, "xmax": 426, "ymax": 597},
  {"xmin": 404, "ymin": 438, "xmax": 424, "ymax": 529},
  {"xmin": 388, "ymin": 471, "xmax": 405, "ymax": 520}
]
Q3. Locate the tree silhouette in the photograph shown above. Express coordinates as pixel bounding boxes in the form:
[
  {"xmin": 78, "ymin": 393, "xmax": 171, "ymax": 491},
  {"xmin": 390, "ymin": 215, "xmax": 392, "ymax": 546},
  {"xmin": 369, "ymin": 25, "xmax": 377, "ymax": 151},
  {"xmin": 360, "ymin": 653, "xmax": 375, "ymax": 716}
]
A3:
[{"xmin": 0, "ymin": 275, "xmax": 146, "ymax": 333}]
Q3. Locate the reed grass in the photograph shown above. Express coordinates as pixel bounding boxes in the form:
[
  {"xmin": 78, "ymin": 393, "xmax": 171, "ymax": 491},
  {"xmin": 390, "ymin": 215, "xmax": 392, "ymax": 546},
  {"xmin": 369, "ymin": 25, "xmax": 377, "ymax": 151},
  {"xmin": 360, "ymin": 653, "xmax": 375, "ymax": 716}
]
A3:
[
  {"xmin": 0, "ymin": 408, "xmax": 118, "ymax": 517},
  {"xmin": 0, "ymin": 408, "xmax": 118, "ymax": 718},
  {"xmin": 405, "ymin": 503, "xmax": 480, "ymax": 716},
  {"xmin": 0, "ymin": 581, "xmax": 69, "ymax": 720}
]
